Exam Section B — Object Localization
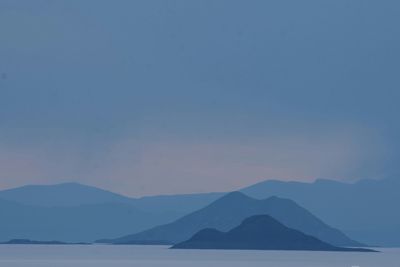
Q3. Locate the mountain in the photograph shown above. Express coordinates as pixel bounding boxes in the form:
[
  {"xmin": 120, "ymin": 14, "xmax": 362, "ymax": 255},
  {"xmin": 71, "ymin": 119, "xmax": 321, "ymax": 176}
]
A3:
[
  {"xmin": 172, "ymin": 215, "xmax": 375, "ymax": 252},
  {"xmin": 3, "ymin": 178, "xmax": 398, "ymax": 246},
  {"xmin": 0, "ymin": 198, "xmax": 160, "ymax": 242},
  {"xmin": 0, "ymin": 183, "xmax": 221, "ymax": 242},
  {"xmin": 0, "ymin": 183, "xmax": 221, "ymax": 221},
  {"xmin": 241, "ymin": 178, "xmax": 400, "ymax": 246},
  {"xmin": 0, "ymin": 183, "xmax": 133, "ymax": 207},
  {"xmin": 106, "ymin": 192, "xmax": 362, "ymax": 247}
]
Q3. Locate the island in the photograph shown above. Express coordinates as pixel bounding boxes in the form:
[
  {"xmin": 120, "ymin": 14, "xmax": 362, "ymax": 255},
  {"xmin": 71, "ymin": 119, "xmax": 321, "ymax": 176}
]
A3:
[
  {"xmin": 172, "ymin": 215, "xmax": 376, "ymax": 252},
  {"xmin": 1, "ymin": 239, "xmax": 90, "ymax": 245}
]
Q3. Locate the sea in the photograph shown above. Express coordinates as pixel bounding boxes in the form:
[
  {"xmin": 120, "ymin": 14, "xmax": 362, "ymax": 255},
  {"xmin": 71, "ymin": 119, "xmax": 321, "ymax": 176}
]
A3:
[{"xmin": 0, "ymin": 245, "xmax": 398, "ymax": 267}]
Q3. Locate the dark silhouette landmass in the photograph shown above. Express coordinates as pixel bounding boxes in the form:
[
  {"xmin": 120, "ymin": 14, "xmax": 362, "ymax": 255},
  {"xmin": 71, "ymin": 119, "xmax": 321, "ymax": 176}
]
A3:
[
  {"xmin": 172, "ymin": 215, "xmax": 376, "ymax": 252},
  {"xmin": 1, "ymin": 178, "xmax": 398, "ymax": 246},
  {"xmin": 1, "ymin": 239, "xmax": 90, "ymax": 245},
  {"xmin": 105, "ymin": 192, "xmax": 363, "ymax": 247}
]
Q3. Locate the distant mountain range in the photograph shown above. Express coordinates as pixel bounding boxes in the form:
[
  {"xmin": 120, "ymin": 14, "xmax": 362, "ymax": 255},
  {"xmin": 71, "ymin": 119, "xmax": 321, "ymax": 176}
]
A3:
[
  {"xmin": 0, "ymin": 183, "xmax": 222, "ymax": 242},
  {"xmin": 0, "ymin": 182, "xmax": 221, "ymax": 219},
  {"xmin": 0, "ymin": 183, "xmax": 221, "ymax": 242},
  {"xmin": 0, "ymin": 178, "xmax": 398, "ymax": 246},
  {"xmin": 104, "ymin": 192, "xmax": 362, "ymax": 247},
  {"xmin": 0, "ymin": 183, "xmax": 133, "ymax": 207},
  {"xmin": 172, "ymin": 215, "xmax": 375, "ymax": 252},
  {"xmin": 0, "ymin": 197, "xmax": 161, "ymax": 242}
]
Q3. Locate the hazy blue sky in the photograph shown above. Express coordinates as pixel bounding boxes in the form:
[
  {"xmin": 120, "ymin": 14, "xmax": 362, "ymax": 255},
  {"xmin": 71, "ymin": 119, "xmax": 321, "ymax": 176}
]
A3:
[{"xmin": 0, "ymin": 0, "xmax": 399, "ymax": 196}]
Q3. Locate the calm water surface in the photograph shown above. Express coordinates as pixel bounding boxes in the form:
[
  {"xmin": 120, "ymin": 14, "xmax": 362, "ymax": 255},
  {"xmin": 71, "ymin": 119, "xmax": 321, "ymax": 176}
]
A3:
[{"xmin": 0, "ymin": 245, "xmax": 398, "ymax": 267}]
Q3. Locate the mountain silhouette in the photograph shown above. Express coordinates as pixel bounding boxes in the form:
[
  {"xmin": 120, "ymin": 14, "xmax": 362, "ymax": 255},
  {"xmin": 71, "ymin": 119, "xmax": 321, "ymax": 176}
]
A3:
[
  {"xmin": 0, "ymin": 183, "xmax": 223, "ymax": 242},
  {"xmin": 0, "ymin": 183, "xmax": 135, "ymax": 207},
  {"xmin": 241, "ymin": 178, "xmax": 400, "ymax": 246},
  {"xmin": 106, "ymin": 192, "xmax": 362, "ymax": 247},
  {"xmin": 172, "ymin": 215, "xmax": 375, "ymax": 252},
  {"xmin": 0, "ymin": 183, "xmax": 221, "ymax": 222},
  {"xmin": 0, "ymin": 197, "xmax": 160, "ymax": 243},
  {"xmin": 3, "ymin": 179, "xmax": 397, "ymax": 246}
]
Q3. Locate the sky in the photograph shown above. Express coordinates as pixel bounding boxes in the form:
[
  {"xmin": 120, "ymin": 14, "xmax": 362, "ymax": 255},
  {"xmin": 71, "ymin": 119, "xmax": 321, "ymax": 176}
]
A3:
[{"xmin": 0, "ymin": 0, "xmax": 399, "ymax": 196}]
